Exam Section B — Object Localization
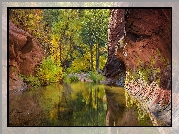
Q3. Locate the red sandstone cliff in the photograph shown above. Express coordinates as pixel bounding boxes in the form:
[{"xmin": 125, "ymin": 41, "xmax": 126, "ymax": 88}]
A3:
[
  {"xmin": 9, "ymin": 21, "xmax": 44, "ymax": 91},
  {"xmin": 105, "ymin": 9, "xmax": 171, "ymax": 126}
]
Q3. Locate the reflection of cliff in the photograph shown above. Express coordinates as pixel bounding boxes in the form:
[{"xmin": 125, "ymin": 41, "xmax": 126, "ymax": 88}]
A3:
[
  {"xmin": 9, "ymin": 91, "xmax": 46, "ymax": 126},
  {"xmin": 9, "ymin": 83, "xmax": 74, "ymax": 126},
  {"xmin": 9, "ymin": 21, "xmax": 44, "ymax": 91},
  {"xmin": 105, "ymin": 87, "xmax": 153, "ymax": 126},
  {"xmin": 105, "ymin": 88, "xmax": 125, "ymax": 126},
  {"xmin": 105, "ymin": 9, "xmax": 171, "ymax": 126}
]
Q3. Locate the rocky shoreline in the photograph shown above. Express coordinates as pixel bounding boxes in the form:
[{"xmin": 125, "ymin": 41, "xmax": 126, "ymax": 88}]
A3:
[
  {"xmin": 9, "ymin": 84, "xmax": 28, "ymax": 94},
  {"xmin": 125, "ymin": 79, "xmax": 171, "ymax": 126},
  {"xmin": 67, "ymin": 73, "xmax": 93, "ymax": 82}
]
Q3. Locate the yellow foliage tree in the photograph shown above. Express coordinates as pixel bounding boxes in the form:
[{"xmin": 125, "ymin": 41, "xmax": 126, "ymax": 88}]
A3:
[{"xmin": 50, "ymin": 9, "xmax": 82, "ymax": 68}]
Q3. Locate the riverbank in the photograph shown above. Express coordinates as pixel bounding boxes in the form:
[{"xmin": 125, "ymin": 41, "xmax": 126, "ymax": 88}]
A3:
[{"xmin": 67, "ymin": 72, "xmax": 106, "ymax": 84}]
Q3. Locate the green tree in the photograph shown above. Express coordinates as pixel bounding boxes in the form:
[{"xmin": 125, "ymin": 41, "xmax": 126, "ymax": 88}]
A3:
[
  {"xmin": 9, "ymin": 9, "xmax": 43, "ymax": 40},
  {"xmin": 50, "ymin": 9, "xmax": 82, "ymax": 69},
  {"xmin": 81, "ymin": 9, "xmax": 109, "ymax": 72},
  {"xmin": 9, "ymin": 9, "xmax": 52, "ymax": 54},
  {"xmin": 41, "ymin": 9, "xmax": 61, "ymax": 55}
]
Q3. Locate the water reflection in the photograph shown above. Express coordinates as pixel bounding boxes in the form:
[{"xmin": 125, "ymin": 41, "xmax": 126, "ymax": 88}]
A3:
[
  {"xmin": 9, "ymin": 82, "xmax": 107, "ymax": 126},
  {"xmin": 105, "ymin": 86, "xmax": 153, "ymax": 126},
  {"xmin": 9, "ymin": 82, "xmax": 152, "ymax": 126},
  {"xmin": 105, "ymin": 86, "xmax": 126, "ymax": 126}
]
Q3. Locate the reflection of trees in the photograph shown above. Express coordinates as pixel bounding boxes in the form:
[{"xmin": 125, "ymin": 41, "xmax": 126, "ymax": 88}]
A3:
[
  {"xmin": 70, "ymin": 82, "xmax": 106, "ymax": 126},
  {"xmin": 38, "ymin": 83, "xmax": 73, "ymax": 126},
  {"xmin": 26, "ymin": 82, "xmax": 107, "ymax": 126}
]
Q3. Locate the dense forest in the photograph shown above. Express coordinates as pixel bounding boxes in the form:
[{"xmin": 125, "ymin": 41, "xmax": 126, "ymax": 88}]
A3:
[{"xmin": 9, "ymin": 9, "xmax": 110, "ymax": 86}]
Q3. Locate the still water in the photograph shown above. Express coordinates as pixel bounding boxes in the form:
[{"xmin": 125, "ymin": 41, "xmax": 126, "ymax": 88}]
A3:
[{"xmin": 9, "ymin": 82, "xmax": 153, "ymax": 126}]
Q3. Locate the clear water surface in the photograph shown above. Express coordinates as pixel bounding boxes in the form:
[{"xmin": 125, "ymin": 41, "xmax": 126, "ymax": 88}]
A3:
[{"xmin": 9, "ymin": 82, "xmax": 153, "ymax": 126}]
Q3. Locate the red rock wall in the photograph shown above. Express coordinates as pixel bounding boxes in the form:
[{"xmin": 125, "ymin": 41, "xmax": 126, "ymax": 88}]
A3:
[
  {"xmin": 106, "ymin": 9, "xmax": 171, "ymax": 126},
  {"xmin": 117, "ymin": 9, "xmax": 171, "ymax": 90},
  {"xmin": 103, "ymin": 9, "xmax": 126, "ymax": 85},
  {"xmin": 9, "ymin": 21, "xmax": 44, "ymax": 91}
]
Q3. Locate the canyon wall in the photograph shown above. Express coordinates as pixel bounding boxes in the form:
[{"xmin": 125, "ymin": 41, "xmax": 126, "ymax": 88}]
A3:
[
  {"xmin": 9, "ymin": 21, "xmax": 44, "ymax": 91},
  {"xmin": 105, "ymin": 8, "xmax": 171, "ymax": 126}
]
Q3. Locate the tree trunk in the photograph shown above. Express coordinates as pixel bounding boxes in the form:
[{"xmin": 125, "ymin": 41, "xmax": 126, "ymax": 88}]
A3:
[
  {"xmin": 96, "ymin": 43, "xmax": 99, "ymax": 72},
  {"xmin": 96, "ymin": 43, "xmax": 102, "ymax": 74},
  {"xmin": 90, "ymin": 44, "xmax": 94, "ymax": 71},
  {"xmin": 59, "ymin": 43, "xmax": 62, "ymax": 64}
]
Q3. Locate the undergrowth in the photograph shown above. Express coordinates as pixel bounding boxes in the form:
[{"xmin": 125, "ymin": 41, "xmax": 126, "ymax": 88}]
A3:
[{"xmin": 88, "ymin": 71, "xmax": 105, "ymax": 83}]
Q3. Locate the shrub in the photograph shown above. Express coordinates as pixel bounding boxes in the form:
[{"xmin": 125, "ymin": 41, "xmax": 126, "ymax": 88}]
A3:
[
  {"xmin": 36, "ymin": 56, "xmax": 63, "ymax": 85},
  {"xmin": 88, "ymin": 71, "xmax": 105, "ymax": 83},
  {"xmin": 125, "ymin": 57, "xmax": 161, "ymax": 85},
  {"xmin": 64, "ymin": 75, "xmax": 79, "ymax": 83},
  {"xmin": 23, "ymin": 74, "xmax": 41, "ymax": 87}
]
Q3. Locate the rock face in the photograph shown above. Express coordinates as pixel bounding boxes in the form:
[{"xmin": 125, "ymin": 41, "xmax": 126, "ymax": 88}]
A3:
[
  {"xmin": 9, "ymin": 21, "xmax": 44, "ymax": 91},
  {"xmin": 103, "ymin": 9, "xmax": 126, "ymax": 86},
  {"xmin": 118, "ymin": 9, "xmax": 171, "ymax": 89},
  {"xmin": 105, "ymin": 9, "xmax": 171, "ymax": 126}
]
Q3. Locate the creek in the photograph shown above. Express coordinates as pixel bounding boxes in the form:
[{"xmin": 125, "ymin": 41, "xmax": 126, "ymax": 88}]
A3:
[{"xmin": 9, "ymin": 82, "xmax": 153, "ymax": 126}]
